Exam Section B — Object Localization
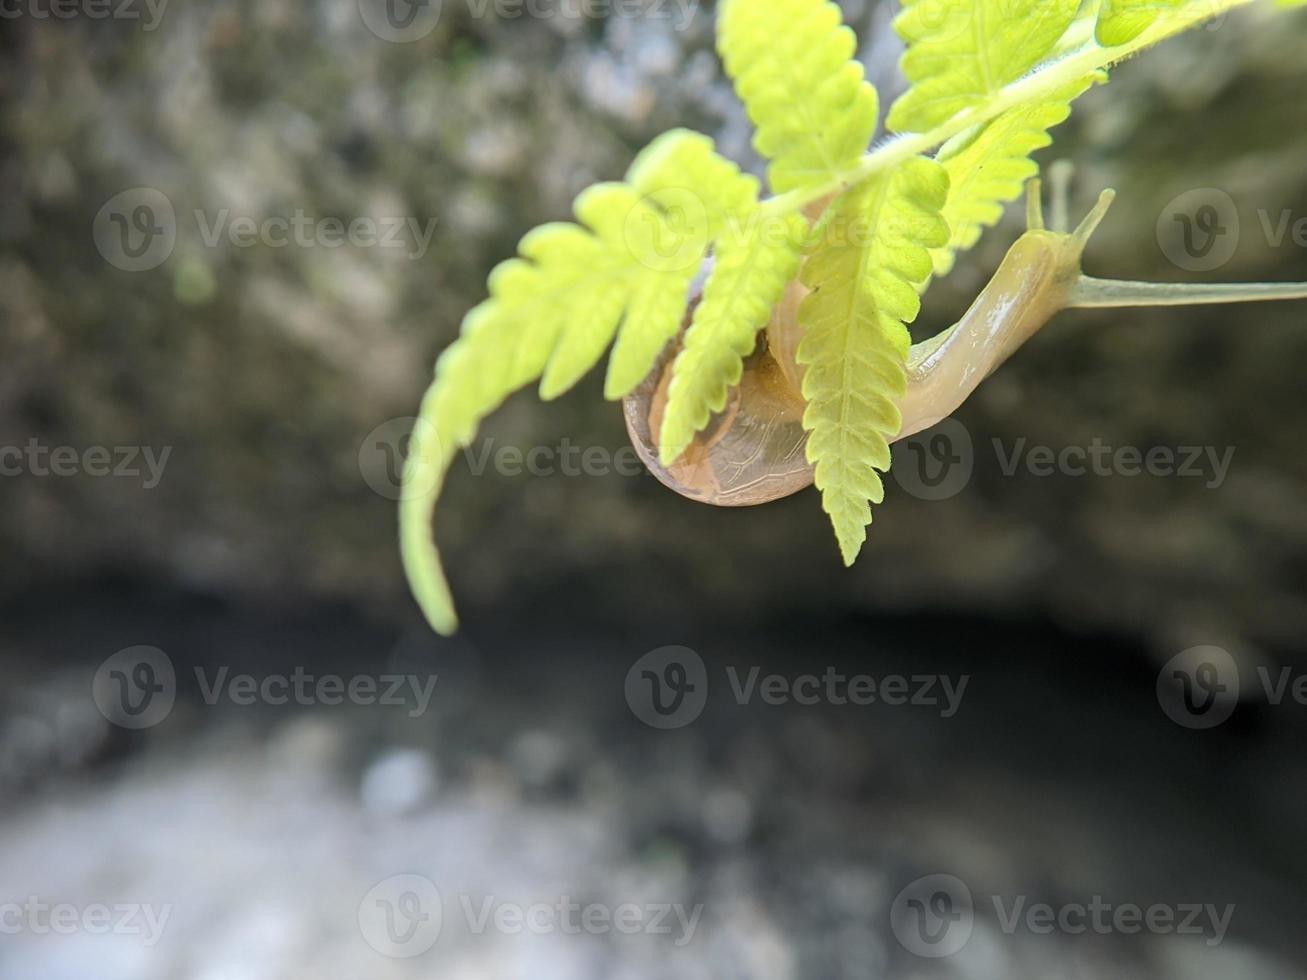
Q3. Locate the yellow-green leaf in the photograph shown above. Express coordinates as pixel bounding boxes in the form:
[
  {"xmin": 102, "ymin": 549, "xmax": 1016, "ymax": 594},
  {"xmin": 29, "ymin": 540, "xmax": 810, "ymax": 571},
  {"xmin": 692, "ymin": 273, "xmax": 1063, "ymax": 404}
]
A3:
[
  {"xmin": 797, "ymin": 158, "xmax": 950, "ymax": 564},
  {"xmin": 889, "ymin": 0, "xmax": 1081, "ymax": 133},
  {"xmin": 718, "ymin": 0, "xmax": 878, "ymax": 193},
  {"xmin": 658, "ymin": 212, "xmax": 809, "ymax": 466},
  {"xmin": 400, "ymin": 129, "xmax": 758, "ymax": 635},
  {"xmin": 1096, "ymin": 0, "xmax": 1186, "ymax": 45},
  {"xmin": 931, "ymin": 73, "xmax": 1101, "ymax": 275}
]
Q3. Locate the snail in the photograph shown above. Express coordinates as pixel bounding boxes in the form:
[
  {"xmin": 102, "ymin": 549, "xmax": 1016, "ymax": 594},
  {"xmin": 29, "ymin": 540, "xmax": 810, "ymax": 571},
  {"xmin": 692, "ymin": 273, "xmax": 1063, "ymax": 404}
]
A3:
[{"xmin": 625, "ymin": 177, "xmax": 1307, "ymax": 505}]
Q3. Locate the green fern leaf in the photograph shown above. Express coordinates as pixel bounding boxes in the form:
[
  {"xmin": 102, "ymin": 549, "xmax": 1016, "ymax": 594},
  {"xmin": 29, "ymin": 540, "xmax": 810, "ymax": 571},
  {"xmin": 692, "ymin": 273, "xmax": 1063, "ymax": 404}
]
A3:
[
  {"xmin": 401, "ymin": 129, "xmax": 758, "ymax": 635},
  {"xmin": 602, "ymin": 132, "xmax": 761, "ymax": 398},
  {"xmin": 718, "ymin": 0, "xmax": 879, "ymax": 194},
  {"xmin": 931, "ymin": 74, "xmax": 1101, "ymax": 275},
  {"xmin": 797, "ymin": 158, "xmax": 950, "ymax": 564},
  {"xmin": 603, "ymin": 269, "xmax": 698, "ymax": 400},
  {"xmin": 534, "ymin": 213, "xmax": 635, "ymax": 399},
  {"xmin": 658, "ymin": 212, "xmax": 810, "ymax": 466},
  {"xmin": 1096, "ymin": 0, "xmax": 1186, "ymax": 46},
  {"xmin": 888, "ymin": 0, "xmax": 1081, "ymax": 133}
]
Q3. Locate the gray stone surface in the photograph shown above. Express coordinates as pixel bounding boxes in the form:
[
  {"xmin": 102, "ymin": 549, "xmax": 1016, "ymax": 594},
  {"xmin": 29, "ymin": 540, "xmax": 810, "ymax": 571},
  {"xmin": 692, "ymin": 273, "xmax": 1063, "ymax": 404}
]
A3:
[{"xmin": 2, "ymin": 600, "xmax": 1305, "ymax": 979}]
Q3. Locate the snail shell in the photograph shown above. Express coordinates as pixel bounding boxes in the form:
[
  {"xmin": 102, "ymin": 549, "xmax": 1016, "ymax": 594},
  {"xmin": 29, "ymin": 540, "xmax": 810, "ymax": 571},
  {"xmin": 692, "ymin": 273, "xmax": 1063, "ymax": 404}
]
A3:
[{"xmin": 622, "ymin": 260, "xmax": 814, "ymax": 506}]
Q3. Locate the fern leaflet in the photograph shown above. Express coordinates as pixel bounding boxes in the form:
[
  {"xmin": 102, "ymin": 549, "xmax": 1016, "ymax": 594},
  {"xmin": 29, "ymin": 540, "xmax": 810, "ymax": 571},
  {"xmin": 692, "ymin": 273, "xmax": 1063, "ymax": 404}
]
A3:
[
  {"xmin": 658, "ymin": 214, "xmax": 809, "ymax": 466},
  {"xmin": 1096, "ymin": 0, "xmax": 1187, "ymax": 45},
  {"xmin": 797, "ymin": 158, "xmax": 950, "ymax": 564},
  {"xmin": 888, "ymin": 0, "xmax": 1081, "ymax": 133},
  {"xmin": 718, "ymin": 0, "xmax": 879, "ymax": 194},
  {"xmin": 931, "ymin": 74, "xmax": 1101, "ymax": 275}
]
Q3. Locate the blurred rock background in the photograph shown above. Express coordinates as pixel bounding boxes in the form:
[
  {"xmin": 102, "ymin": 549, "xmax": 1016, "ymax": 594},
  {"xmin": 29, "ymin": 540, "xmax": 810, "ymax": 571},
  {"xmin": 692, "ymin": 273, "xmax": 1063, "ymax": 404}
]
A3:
[
  {"xmin": 3, "ymin": 2, "xmax": 1307, "ymax": 978},
  {"xmin": 2, "ymin": 0, "xmax": 1306, "ymax": 655}
]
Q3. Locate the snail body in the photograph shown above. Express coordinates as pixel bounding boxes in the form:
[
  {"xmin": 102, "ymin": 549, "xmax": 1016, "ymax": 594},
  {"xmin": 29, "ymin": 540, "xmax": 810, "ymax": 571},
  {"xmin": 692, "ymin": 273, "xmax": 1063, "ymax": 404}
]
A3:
[{"xmin": 625, "ymin": 183, "xmax": 1307, "ymax": 506}]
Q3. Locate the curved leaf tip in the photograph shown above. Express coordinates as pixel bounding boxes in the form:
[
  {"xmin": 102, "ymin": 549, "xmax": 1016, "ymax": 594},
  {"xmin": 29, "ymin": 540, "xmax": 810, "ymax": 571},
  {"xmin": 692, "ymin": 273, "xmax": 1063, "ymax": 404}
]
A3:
[{"xmin": 399, "ymin": 391, "xmax": 459, "ymax": 636}]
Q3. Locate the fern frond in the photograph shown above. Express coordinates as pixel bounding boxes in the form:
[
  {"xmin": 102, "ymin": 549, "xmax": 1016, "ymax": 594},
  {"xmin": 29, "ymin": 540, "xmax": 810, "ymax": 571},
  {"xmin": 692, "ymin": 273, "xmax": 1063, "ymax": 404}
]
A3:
[
  {"xmin": 1095, "ymin": 0, "xmax": 1186, "ymax": 45},
  {"xmin": 400, "ymin": 129, "xmax": 758, "ymax": 635},
  {"xmin": 718, "ymin": 0, "xmax": 878, "ymax": 194},
  {"xmin": 402, "ymin": 0, "xmax": 1283, "ymax": 635},
  {"xmin": 658, "ymin": 213, "xmax": 809, "ymax": 466},
  {"xmin": 930, "ymin": 74, "xmax": 1101, "ymax": 275},
  {"xmin": 888, "ymin": 0, "xmax": 1081, "ymax": 133},
  {"xmin": 797, "ymin": 158, "xmax": 950, "ymax": 564}
]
